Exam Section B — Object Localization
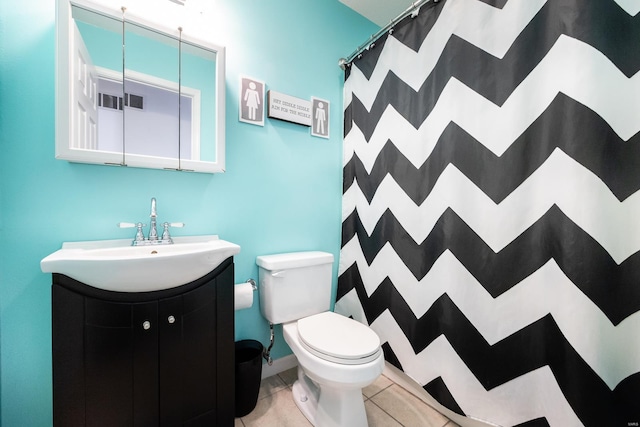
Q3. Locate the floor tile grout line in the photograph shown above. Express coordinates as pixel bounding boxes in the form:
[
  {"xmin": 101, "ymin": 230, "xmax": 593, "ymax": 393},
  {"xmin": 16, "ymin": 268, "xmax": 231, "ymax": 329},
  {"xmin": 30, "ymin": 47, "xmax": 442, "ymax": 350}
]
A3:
[
  {"xmin": 363, "ymin": 381, "xmax": 394, "ymax": 400},
  {"xmin": 367, "ymin": 398, "xmax": 407, "ymax": 427}
]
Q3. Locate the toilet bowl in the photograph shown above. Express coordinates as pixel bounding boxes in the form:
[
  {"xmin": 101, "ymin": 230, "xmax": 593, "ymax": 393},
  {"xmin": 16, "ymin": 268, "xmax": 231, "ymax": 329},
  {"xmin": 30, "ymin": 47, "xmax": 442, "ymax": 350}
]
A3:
[
  {"xmin": 257, "ymin": 252, "xmax": 384, "ymax": 427},
  {"xmin": 283, "ymin": 313, "xmax": 384, "ymax": 427}
]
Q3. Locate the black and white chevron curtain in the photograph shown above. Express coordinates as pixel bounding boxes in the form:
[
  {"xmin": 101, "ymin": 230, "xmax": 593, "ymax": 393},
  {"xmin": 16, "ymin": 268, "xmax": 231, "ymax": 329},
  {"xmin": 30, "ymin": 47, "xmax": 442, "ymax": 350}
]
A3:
[{"xmin": 335, "ymin": 0, "xmax": 640, "ymax": 426}]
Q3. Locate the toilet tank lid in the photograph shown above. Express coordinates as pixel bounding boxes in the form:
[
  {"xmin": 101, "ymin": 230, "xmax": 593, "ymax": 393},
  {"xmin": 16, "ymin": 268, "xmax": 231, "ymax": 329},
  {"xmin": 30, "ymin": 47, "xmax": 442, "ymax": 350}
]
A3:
[{"xmin": 256, "ymin": 251, "xmax": 334, "ymax": 270}]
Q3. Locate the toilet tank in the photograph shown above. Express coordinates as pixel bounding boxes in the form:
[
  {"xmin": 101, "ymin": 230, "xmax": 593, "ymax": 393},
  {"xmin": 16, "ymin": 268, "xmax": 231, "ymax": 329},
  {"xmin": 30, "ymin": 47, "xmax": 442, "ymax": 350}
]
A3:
[{"xmin": 256, "ymin": 251, "xmax": 334, "ymax": 324}]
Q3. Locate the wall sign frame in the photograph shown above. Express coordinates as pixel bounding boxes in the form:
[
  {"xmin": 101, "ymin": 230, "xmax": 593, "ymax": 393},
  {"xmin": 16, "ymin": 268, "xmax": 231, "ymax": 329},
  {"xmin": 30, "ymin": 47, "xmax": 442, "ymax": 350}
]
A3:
[
  {"xmin": 239, "ymin": 76, "xmax": 265, "ymax": 126},
  {"xmin": 311, "ymin": 97, "xmax": 330, "ymax": 139}
]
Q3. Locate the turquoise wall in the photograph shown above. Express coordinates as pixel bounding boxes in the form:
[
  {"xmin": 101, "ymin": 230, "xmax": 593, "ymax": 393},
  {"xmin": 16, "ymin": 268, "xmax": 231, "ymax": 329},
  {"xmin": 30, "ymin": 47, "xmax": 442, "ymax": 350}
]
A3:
[{"xmin": 0, "ymin": 0, "xmax": 377, "ymax": 425}]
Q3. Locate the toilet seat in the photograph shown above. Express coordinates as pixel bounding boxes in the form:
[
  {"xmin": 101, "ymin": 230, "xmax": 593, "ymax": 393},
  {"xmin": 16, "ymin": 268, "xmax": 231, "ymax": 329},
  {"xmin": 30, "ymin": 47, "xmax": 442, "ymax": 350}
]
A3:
[{"xmin": 297, "ymin": 312, "xmax": 381, "ymax": 365}]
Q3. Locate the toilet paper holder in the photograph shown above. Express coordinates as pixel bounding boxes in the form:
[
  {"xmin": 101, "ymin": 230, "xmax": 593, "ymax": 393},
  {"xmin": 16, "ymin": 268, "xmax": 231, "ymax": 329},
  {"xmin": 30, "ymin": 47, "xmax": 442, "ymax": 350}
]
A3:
[
  {"xmin": 235, "ymin": 278, "xmax": 257, "ymax": 290},
  {"xmin": 245, "ymin": 278, "xmax": 257, "ymax": 290},
  {"xmin": 234, "ymin": 279, "xmax": 257, "ymax": 311}
]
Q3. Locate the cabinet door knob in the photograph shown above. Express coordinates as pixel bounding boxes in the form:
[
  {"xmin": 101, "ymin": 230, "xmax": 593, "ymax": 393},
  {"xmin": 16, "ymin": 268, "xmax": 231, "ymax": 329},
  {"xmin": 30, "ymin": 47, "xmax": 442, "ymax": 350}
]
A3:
[
  {"xmin": 142, "ymin": 320, "xmax": 151, "ymax": 330},
  {"xmin": 168, "ymin": 315, "xmax": 176, "ymax": 324}
]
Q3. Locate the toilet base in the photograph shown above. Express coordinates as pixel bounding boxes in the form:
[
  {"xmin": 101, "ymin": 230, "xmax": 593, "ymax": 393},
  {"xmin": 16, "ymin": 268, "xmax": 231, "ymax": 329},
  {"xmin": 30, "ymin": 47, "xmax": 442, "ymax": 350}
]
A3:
[{"xmin": 292, "ymin": 366, "xmax": 368, "ymax": 427}]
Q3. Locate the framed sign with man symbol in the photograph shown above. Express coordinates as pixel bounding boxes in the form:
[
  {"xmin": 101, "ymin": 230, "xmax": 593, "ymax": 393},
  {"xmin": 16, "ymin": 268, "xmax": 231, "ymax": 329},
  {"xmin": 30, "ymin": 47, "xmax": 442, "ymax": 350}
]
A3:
[{"xmin": 311, "ymin": 97, "xmax": 330, "ymax": 139}]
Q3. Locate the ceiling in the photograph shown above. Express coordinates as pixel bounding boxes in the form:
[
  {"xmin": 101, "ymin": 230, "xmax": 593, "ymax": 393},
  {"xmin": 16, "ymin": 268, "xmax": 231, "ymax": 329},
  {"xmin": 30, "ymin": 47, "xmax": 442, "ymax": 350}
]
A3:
[{"xmin": 339, "ymin": 0, "xmax": 416, "ymax": 27}]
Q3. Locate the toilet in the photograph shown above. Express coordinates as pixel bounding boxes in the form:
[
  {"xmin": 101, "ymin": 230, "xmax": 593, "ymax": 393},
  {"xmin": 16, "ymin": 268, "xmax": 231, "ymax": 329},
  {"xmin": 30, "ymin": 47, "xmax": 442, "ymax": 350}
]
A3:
[{"xmin": 257, "ymin": 251, "xmax": 384, "ymax": 427}]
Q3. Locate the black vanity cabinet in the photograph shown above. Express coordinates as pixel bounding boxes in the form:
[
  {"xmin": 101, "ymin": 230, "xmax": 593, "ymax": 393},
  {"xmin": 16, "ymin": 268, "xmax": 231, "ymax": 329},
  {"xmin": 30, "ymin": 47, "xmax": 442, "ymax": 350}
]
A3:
[{"xmin": 51, "ymin": 258, "xmax": 235, "ymax": 427}]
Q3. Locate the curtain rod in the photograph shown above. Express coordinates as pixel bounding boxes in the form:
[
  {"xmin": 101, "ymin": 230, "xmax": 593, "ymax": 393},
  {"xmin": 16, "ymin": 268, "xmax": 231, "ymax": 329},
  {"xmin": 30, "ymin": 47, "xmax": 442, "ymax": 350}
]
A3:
[{"xmin": 339, "ymin": 0, "xmax": 436, "ymax": 70}]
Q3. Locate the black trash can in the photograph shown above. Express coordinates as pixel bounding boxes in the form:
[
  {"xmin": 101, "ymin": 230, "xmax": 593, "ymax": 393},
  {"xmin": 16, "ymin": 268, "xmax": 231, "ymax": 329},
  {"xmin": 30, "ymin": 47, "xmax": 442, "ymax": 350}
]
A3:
[{"xmin": 235, "ymin": 340, "xmax": 264, "ymax": 417}]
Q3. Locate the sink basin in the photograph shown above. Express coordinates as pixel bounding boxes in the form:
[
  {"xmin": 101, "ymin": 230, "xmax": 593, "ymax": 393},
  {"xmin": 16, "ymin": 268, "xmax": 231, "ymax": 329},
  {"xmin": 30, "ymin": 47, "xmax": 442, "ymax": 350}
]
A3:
[{"xmin": 40, "ymin": 235, "xmax": 240, "ymax": 292}]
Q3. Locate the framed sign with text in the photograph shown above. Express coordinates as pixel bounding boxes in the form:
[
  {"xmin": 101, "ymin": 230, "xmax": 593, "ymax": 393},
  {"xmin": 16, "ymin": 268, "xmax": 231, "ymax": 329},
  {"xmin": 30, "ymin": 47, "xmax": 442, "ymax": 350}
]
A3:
[{"xmin": 267, "ymin": 91, "xmax": 312, "ymax": 126}]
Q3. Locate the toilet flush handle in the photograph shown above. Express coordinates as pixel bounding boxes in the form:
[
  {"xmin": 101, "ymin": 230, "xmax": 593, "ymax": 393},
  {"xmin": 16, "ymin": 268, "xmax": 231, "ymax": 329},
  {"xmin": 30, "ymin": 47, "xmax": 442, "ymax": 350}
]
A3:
[{"xmin": 271, "ymin": 270, "xmax": 286, "ymax": 278}]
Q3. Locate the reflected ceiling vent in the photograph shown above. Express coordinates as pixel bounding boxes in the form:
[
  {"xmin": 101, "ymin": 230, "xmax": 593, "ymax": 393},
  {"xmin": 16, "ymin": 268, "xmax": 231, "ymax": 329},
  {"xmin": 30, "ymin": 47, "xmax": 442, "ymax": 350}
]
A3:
[
  {"xmin": 98, "ymin": 93, "xmax": 123, "ymax": 110},
  {"xmin": 98, "ymin": 92, "xmax": 144, "ymax": 111},
  {"xmin": 124, "ymin": 93, "xmax": 144, "ymax": 110}
]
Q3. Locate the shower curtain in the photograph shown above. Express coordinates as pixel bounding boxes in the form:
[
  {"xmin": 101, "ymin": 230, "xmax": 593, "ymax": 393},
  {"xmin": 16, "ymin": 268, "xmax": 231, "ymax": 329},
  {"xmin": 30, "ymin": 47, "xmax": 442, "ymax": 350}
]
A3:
[{"xmin": 335, "ymin": 1, "xmax": 640, "ymax": 426}]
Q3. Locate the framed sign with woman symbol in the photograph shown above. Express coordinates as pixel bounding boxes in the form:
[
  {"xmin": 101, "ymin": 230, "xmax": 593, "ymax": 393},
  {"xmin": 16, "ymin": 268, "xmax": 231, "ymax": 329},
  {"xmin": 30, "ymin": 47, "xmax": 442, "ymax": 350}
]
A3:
[
  {"xmin": 311, "ymin": 97, "xmax": 330, "ymax": 139},
  {"xmin": 239, "ymin": 76, "xmax": 265, "ymax": 126}
]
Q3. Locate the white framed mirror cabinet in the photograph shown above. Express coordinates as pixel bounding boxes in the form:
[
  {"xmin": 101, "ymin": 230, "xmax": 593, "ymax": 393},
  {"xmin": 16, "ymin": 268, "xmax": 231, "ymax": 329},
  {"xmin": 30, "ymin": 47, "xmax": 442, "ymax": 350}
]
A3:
[{"xmin": 56, "ymin": 0, "xmax": 226, "ymax": 173}]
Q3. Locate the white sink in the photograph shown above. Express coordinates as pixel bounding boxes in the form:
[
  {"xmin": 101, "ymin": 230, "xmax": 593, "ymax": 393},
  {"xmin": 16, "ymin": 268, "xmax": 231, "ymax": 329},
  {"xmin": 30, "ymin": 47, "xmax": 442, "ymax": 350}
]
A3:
[{"xmin": 40, "ymin": 235, "xmax": 240, "ymax": 292}]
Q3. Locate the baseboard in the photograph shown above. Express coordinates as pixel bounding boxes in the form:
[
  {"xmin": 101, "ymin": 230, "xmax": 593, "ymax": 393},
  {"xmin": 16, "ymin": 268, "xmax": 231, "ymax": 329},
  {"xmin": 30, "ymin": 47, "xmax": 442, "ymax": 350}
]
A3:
[{"xmin": 261, "ymin": 354, "xmax": 298, "ymax": 379}]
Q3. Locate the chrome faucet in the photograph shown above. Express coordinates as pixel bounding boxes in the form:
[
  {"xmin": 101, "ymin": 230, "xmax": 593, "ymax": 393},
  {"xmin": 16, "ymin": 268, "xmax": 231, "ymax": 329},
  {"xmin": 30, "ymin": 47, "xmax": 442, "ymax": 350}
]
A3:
[
  {"xmin": 118, "ymin": 197, "xmax": 185, "ymax": 246},
  {"xmin": 148, "ymin": 197, "xmax": 158, "ymax": 241}
]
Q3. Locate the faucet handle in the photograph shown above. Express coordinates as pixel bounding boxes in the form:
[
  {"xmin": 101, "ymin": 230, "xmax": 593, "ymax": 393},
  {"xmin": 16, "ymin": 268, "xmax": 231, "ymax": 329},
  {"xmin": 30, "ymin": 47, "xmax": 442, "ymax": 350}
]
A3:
[
  {"xmin": 118, "ymin": 222, "xmax": 147, "ymax": 242},
  {"xmin": 117, "ymin": 222, "xmax": 137, "ymax": 228},
  {"xmin": 161, "ymin": 222, "xmax": 185, "ymax": 242},
  {"xmin": 117, "ymin": 222, "xmax": 147, "ymax": 229}
]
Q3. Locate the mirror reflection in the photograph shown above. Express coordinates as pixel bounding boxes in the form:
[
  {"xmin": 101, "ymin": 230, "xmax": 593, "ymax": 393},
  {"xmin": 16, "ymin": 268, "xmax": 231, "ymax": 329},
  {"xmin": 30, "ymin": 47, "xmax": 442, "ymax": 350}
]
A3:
[
  {"xmin": 180, "ymin": 41, "xmax": 218, "ymax": 163},
  {"xmin": 56, "ymin": 0, "xmax": 225, "ymax": 173},
  {"xmin": 123, "ymin": 20, "xmax": 180, "ymax": 166},
  {"xmin": 70, "ymin": 5, "xmax": 121, "ymax": 156}
]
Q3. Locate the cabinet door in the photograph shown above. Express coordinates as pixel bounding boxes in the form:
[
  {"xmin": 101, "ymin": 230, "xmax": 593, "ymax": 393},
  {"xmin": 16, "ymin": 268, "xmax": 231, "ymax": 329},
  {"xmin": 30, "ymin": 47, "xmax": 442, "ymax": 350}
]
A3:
[
  {"xmin": 132, "ymin": 301, "xmax": 160, "ymax": 426},
  {"xmin": 84, "ymin": 298, "xmax": 158, "ymax": 427},
  {"xmin": 215, "ymin": 262, "xmax": 235, "ymax": 427},
  {"xmin": 52, "ymin": 285, "xmax": 86, "ymax": 427},
  {"xmin": 159, "ymin": 262, "xmax": 234, "ymax": 427},
  {"xmin": 159, "ymin": 279, "xmax": 217, "ymax": 425},
  {"xmin": 158, "ymin": 292, "xmax": 184, "ymax": 426}
]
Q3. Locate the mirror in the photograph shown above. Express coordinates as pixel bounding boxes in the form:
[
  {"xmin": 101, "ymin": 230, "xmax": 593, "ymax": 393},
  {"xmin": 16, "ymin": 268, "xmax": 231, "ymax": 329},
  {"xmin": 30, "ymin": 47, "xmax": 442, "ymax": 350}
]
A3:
[
  {"xmin": 123, "ymin": 19, "xmax": 181, "ymax": 168},
  {"xmin": 56, "ymin": 0, "xmax": 226, "ymax": 173}
]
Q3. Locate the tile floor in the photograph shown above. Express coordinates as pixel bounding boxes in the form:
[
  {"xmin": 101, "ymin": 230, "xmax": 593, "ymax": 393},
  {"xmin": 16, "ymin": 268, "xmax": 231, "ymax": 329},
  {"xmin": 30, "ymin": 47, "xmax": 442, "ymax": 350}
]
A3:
[{"xmin": 234, "ymin": 367, "xmax": 460, "ymax": 427}]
